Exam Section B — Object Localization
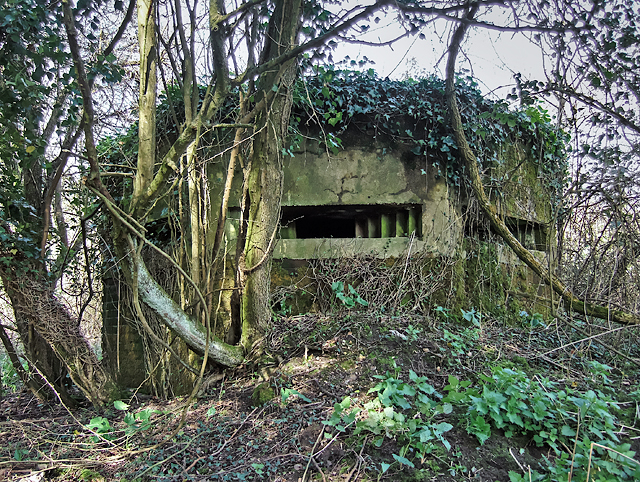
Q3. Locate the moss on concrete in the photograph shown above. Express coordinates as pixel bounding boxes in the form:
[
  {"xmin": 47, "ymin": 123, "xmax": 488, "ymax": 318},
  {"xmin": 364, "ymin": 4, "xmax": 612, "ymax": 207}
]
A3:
[{"xmin": 491, "ymin": 143, "xmax": 553, "ymax": 223}]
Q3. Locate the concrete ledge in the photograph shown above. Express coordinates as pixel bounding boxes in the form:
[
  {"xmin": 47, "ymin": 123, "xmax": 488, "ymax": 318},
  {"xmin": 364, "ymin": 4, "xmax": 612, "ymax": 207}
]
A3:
[{"xmin": 274, "ymin": 237, "xmax": 428, "ymax": 259}]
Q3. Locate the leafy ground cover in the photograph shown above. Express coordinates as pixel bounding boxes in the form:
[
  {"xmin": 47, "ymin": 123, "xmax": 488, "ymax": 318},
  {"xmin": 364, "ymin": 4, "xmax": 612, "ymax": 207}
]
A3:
[{"xmin": 1, "ymin": 308, "xmax": 639, "ymax": 481}]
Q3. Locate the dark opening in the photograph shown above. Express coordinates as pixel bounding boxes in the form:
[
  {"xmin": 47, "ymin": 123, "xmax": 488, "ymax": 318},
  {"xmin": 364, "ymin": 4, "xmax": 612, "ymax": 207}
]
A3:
[
  {"xmin": 504, "ymin": 218, "xmax": 548, "ymax": 251},
  {"xmin": 461, "ymin": 205, "xmax": 549, "ymax": 252},
  {"xmin": 280, "ymin": 204, "xmax": 422, "ymax": 239},
  {"xmin": 295, "ymin": 214, "xmax": 355, "ymax": 238}
]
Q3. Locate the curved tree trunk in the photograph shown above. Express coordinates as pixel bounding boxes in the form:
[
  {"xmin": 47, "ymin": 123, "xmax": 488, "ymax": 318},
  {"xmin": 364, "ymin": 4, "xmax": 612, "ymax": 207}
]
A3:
[
  {"xmin": 445, "ymin": 7, "xmax": 640, "ymax": 326},
  {"xmin": 130, "ymin": 250, "xmax": 244, "ymax": 366}
]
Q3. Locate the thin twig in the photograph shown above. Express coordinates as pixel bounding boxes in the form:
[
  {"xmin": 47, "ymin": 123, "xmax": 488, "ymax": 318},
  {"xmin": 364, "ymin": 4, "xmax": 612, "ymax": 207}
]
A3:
[
  {"xmin": 301, "ymin": 424, "xmax": 326, "ymax": 482},
  {"xmin": 137, "ymin": 433, "xmax": 203, "ymax": 479}
]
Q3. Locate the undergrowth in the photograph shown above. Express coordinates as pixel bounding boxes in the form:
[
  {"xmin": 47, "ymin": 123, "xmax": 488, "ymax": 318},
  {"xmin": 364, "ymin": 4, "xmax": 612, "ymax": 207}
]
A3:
[
  {"xmin": 320, "ymin": 306, "xmax": 640, "ymax": 481},
  {"xmin": 3, "ymin": 300, "xmax": 640, "ymax": 481}
]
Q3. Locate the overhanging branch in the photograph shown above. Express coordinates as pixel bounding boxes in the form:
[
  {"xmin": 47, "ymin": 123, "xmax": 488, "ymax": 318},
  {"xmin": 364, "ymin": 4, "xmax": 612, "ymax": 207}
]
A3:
[{"xmin": 444, "ymin": 5, "xmax": 640, "ymax": 326}]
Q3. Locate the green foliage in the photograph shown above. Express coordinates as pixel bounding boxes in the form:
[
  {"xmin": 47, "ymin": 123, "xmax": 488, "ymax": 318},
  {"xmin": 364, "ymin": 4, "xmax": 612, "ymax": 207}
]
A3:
[
  {"xmin": 331, "ymin": 281, "xmax": 368, "ymax": 309},
  {"xmin": 509, "ymin": 440, "xmax": 640, "ymax": 482},
  {"xmin": 519, "ymin": 310, "xmax": 546, "ymax": 328},
  {"xmin": 585, "ymin": 360, "xmax": 614, "ymax": 386},
  {"xmin": 0, "ymin": 0, "xmax": 125, "ymax": 269},
  {"xmin": 323, "ymin": 396, "xmax": 359, "ymax": 433},
  {"xmin": 113, "ymin": 400, "xmax": 129, "ymax": 411},
  {"xmin": 122, "ymin": 408, "xmax": 159, "ymax": 436},
  {"xmin": 438, "ymin": 307, "xmax": 483, "ymax": 356},
  {"xmin": 87, "ymin": 416, "xmax": 113, "ymax": 442},
  {"xmin": 442, "ymin": 326, "xmax": 479, "ymax": 357},
  {"xmin": 324, "ymin": 367, "xmax": 455, "ymax": 471},
  {"xmin": 461, "ymin": 307, "xmax": 482, "ymax": 327},
  {"xmin": 280, "ymin": 387, "xmax": 311, "ymax": 404},
  {"xmin": 293, "ymin": 67, "xmax": 568, "ymax": 198},
  {"xmin": 13, "ymin": 447, "xmax": 29, "ymax": 461},
  {"xmin": 444, "ymin": 367, "xmax": 621, "ymax": 455},
  {"xmin": 324, "ymin": 330, "xmax": 628, "ymax": 479},
  {"xmin": 405, "ymin": 324, "xmax": 422, "ymax": 341},
  {"xmin": 79, "ymin": 468, "xmax": 105, "ymax": 481},
  {"xmin": 85, "ymin": 401, "xmax": 161, "ymax": 442},
  {"xmin": 0, "ymin": 0, "xmax": 65, "ymax": 160},
  {"xmin": 251, "ymin": 463, "xmax": 265, "ymax": 477},
  {"xmin": 0, "ymin": 353, "xmax": 25, "ymax": 393}
]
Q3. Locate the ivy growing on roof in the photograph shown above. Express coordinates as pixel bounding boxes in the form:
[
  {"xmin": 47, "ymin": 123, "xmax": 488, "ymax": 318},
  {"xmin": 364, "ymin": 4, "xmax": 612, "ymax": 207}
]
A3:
[
  {"xmin": 290, "ymin": 67, "xmax": 568, "ymax": 202},
  {"xmin": 98, "ymin": 68, "xmax": 568, "ymax": 205}
]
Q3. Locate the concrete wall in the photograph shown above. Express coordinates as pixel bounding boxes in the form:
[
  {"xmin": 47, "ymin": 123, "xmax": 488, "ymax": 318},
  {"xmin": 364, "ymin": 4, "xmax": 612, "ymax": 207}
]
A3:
[
  {"xmin": 276, "ymin": 132, "xmax": 464, "ymax": 258},
  {"xmin": 102, "ymin": 277, "xmax": 146, "ymax": 388}
]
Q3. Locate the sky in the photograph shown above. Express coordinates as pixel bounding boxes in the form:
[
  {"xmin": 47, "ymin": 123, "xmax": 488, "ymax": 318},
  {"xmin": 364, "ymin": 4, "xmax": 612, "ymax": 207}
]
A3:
[{"xmin": 330, "ymin": 5, "xmax": 548, "ymax": 101}]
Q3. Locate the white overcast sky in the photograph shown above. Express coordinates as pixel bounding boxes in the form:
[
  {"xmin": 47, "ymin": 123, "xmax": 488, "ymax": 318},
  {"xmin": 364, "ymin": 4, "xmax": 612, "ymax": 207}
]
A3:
[{"xmin": 330, "ymin": 6, "xmax": 547, "ymax": 101}]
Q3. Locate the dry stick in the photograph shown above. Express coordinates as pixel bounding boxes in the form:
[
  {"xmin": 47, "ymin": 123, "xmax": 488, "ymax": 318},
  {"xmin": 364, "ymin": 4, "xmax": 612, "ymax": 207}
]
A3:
[
  {"xmin": 538, "ymin": 317, "xmax": 640, "ymax": 368},
  {"xmin": 345, "ymin": 436, "xmax": 368, "ymax": 482},
  {"xmin": 90, "ymin": 189, "xmax": 211, "ymax": 329},
  {"xmin": 208, "ymin": 406, "xmax": 262, "ymax": 457},
  {"xmin": 585, "ymin": 442, "xmax": 640, "ymax": 482},
  {"xmin": 393, "ymin": 233, "xmax": 415, "ymax": 311},
  {"xmin": 509, "ymin": 447, "xmax": 527, "ymax": 474},
  {"xmin": 136, "ymin": 433, "xmax": 203, "ymax": 479},
  {"xmin": 567, "ymin": 416, "xmax": 582, "ymax": 482},
  {"xmin": 312, "ymin": 420, "xmax": 355, "ymax": 461},
  {"xmin": 301, "ymin": 424, "xmax": 326, "ymax": 482},
  {"xmin": 0, "ymin": 324, "xmax": 40, "ymax": 397},
  {"xmin": 129, "ymin": 338, "xmax": 169, "ymax": 399},
  {"xmin": 310, "ymin": 457, "xmax": 328, "ymax": 482},
  {"xmin": 39, "ymin": 124, "xmax": 84, "ymax": 258},
  {"xmin": 28, "ymin": 364, "xmax": 118, "ymax": 450},
  {"xmin": 86, "ymin": 150, "xmax": 243, "ymax": 457},
  {"xmin": 183, "ymin": 455, "xmax": 206, "ymax": 476}
]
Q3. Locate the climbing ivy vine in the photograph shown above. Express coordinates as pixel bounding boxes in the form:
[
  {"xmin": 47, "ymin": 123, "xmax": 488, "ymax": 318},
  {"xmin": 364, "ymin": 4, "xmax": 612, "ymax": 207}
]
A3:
[
  {"xmin": 291, "ymin": 67, "xmax": 569, "ymax": 205},
  {"xmin": 98, "ymin": 68, "xmax": 569, "ymax": 212}
]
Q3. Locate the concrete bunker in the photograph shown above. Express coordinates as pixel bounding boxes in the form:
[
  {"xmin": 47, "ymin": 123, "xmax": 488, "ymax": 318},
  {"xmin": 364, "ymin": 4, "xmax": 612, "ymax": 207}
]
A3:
[{"xmin": 101, "ymin": 72, "xmax": 566, "ymax": 392}]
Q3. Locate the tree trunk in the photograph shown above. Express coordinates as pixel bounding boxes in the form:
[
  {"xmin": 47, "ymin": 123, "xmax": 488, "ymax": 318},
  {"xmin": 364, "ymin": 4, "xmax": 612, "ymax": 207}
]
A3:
[
  {"xmin": 0, "ymin": 265, "xmax": 118, "ymax": 407},
  {"xmin": 131, "ymin": 0, "xmax": 157, "ymax": 216},
  {"xmin": 0, "ymin": 282, "xmax": 60, "ymax": 403},
  {"xmin": 238, "ymin": 0, "xmax": 302, "ymax": 351},
  {"xmin": 445, "ymin": 7, "xmax": 640, "ymax": 326}
]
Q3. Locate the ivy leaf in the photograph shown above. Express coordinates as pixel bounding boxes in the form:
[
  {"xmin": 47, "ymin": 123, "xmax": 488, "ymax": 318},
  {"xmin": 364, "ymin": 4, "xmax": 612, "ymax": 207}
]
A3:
[
  {"xmin": 328, "ymin": 112, "xmax": 342, "ymax": 126},
  {"xmin": 392, "ymin": 453, "xmax": 415, "ymax": 468}
]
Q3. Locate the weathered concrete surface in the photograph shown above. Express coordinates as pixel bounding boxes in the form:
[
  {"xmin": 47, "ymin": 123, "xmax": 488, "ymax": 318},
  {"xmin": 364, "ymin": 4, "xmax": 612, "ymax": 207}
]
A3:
[
  {"xmin": 277, "ymin": 135, "xmax": 464, "ymax": 256},
  {"xmin": 282, "ymin": 141, "xmax": 423, "ymax": 206},
  {"xmin": 274, "ymin": 237, "xmax": 427, "ymax": 259},
  {"xmin": 491, "ymin": 143, "xmax": 554, "ymax": 224}
]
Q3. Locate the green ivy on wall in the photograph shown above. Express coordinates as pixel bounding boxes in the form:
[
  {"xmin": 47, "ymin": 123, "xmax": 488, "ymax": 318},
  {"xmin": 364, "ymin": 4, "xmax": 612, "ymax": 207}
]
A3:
[
  {"xmin": 98, "ymin": 68, "xmax": 569, "ymax": 211},
  {"xmin": 290, "ymin": 67, "xmax": 568, "ymax": 205}
]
